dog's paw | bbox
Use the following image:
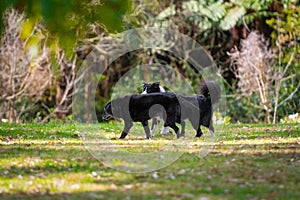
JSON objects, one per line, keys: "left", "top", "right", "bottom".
{"left": 149, "top": 132, "right": 155, "bottom": 138}
{"left": 161, "top": 131, "right": 173, "bottom": 136}
{"left": 161, "top": 127, "right": 171, "bottom": 135}
{"left": 119, "top": 135, "right": 126, "bottom": 139}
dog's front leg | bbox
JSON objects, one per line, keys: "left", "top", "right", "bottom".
{"left": 119, "top": 121, "right": 133, "bottom": 139}
{"left": 141, "top": 121, "right": 151, "bottom": 139}
{"left": 209, "top": 124, "right": 215, "bottom": 137}
{"left": 180, "top": 120, "right": 186, "bottom": 137}
{"left": 195, "top": 126, "right": 203, "bottom": 138}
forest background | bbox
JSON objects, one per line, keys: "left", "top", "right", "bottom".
{"left": 0, "top": 0, "right": 299, "bottom": 124}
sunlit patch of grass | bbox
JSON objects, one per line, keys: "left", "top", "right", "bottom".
{"left": 0, "top": 122, "right": 299, "bottom": 199}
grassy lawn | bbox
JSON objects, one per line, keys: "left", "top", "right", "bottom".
{"left": 0, "top": 122, "right": 299, "bottom": 200}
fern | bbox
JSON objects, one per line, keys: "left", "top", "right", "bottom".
{"left": 182, "top": 0, "right": 204, "bottom": 13}
{"left": 231, "top": 0, "right": 273, "bottom": 11}
{"left": 156, "top": 4, "right": 176, "bottom": 20}
{"left": 182, "top": 0, "right": 228, "bottom": 30}
{"left": 182, "top": 0, "right": 226, "bottom": 21}
{"left": 207, "top": 1, "right": 227, "bottom": 21}
{"left": 188, "top": 15, "right": 213, "bottom": 30}
{"left": 219, "top": 5, "right": 246, "bottom": 30}
{"left": 155, "top": 0, "right": 272, "bottom": 31}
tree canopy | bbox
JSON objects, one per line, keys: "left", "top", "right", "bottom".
{"left": 0, "top": 0, "right": 131, "bottom": 55}
{"left": 0, "top": 0, "right": 299, "bottom": 123}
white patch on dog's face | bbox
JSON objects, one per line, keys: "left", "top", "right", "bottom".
{"left": 142, "top": 82, "right": 165, "bottom": 94}
{"left": 159, "top": 86, "right": 166, "bottom": 93}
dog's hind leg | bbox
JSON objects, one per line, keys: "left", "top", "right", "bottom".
{"left": 166, "top": 114, "right": 180, "bottom": 138}
{"left": 209, "top": 124, "right": 215, "bottom": 137}
{"left": 195, "top": 126, "right": 203, "bottom": 138}
{"left": 189, "top": 118, "right": 202, "bottom": 138}
{"left": 180, "top": 120, "right": 186, "bottom": 137}
{"left": 141, "top": 121, "right": 151, "bottom": 139}
{"left": 119, "top": 121, "right": 133, "bottom": 139}
{"left": 150, "top": 118, "right": 158, "bottom": 137}
{"left": 168, "top": 123, "right": 180, "bottom": 139}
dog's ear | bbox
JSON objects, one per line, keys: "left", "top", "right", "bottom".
{"left": 153, "top": 82, "right": 160, "bottom": 88}
{"left": 143, "top": 82, "right": 148, "bottom": 90}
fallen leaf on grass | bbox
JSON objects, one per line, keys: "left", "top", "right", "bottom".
{"left": 152, "top": 172, "right": 159, "bottom": 179}
{"left": 168, "top": 173, "right": 175, "bottom": 180}
{"left": 123, "top": 184, "right": 134, "bottom": 189}
{"left": 110, "top": 183, "right": 117, "bottom": 189}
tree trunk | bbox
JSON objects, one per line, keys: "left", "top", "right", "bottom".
{"left": 84, "top": 67, "right": 91, "bottom": 123}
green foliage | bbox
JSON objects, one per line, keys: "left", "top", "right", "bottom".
{"left": 224, "top": 1, "right": 299, "bottom": 123}
{"left": 183, "top": 0, "right": 228, "bottom": 30}
{"left": 266, "top": 1, "right": 300, "bottom": 121}
{"left": 0, "top": 0, "right": 298, "bottom": 123}
{"left": 266, "top": 2, "right": 300, "bottom": 46}
{"left": 231, "top": 0, "right": 273, "bottom": 10}
{"left": 219, "top": 5, "right": 246, "bottom": 30}
{"left": 214, "top": 111, "right": 231, "bottom": 125}
{"left": 0, "top": 0, "right": 131, "bottom": 56}
{"left": 154, "top": 0, "right": 274, "bottom": 31}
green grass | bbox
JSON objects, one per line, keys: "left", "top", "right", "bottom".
{"left": 0, "top": 122, "right": 299, "bottom": 200}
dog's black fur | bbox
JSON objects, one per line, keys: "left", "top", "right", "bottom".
{"left": 103, "top": 80, "right": 221, "bottom": 139}
{"left": 178, "top": 80, "right": 221, "bottom": 137}
{"left": 102, "top": 93, "right": 181, "bottom": 139}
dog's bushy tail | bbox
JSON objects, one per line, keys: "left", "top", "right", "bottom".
{"left": 199, "top": 80, "right": 221, "bottom": 104}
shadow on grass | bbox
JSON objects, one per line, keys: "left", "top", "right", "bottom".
{"left": 1, "top": 123, "right": 299, "bottom": 199}
{"left": 0, "top": 140, "right": 299, "bottom": 177}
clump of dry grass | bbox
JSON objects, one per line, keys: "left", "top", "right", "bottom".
{"left": 0, "top": 9, "right": 52, "bottom": 122}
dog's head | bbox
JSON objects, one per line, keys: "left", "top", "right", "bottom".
{"left": 143, "top": 82, "right": 161, "bottom": 94}
{"left": 102, "top": 101, "right": 114, "bottom": 120}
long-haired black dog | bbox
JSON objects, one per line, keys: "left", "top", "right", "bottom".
{"left": 102, "top": 93, "right": 180, "bottom": 139}
{"left": 178, "top": 80, "right": 221, "bottom": 137}
{"left": 102, "top": 80, "right": 221, "bottom": 139}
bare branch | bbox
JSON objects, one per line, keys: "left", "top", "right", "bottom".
{"left": 0, "top": 9, "right": 52, "bottom": 122}
{"left": 278, "top": 80, "right": 300, "bottom": 107}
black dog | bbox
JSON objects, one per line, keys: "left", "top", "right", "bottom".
{"left": 102, "top": 93, "right": 181, "bottom": 139}
{"left": 142, "top": 80, "right": 220, "bottom": 137}
{"left": 103, "top": 80, "right": 221, "bottom": 139}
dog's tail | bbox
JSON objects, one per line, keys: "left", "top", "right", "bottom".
{"left": 199, "top": 80, "right": 221, "bottom": 104}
